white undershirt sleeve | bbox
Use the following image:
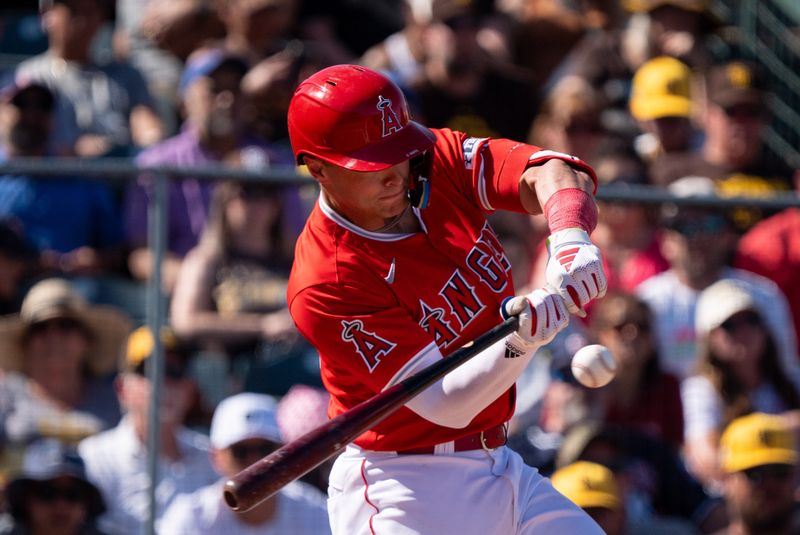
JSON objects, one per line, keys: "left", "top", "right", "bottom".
{"left": 386, "top": 336, "right": 537, "bottom": 428}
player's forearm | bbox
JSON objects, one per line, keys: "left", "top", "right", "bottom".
{"left": 519, "top": 159, "right": 595, "bottom": 215}
{"left": 405, "top": 337, "right": 535, "bottom": 428}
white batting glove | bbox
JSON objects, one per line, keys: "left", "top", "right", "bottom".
{"left": 545, "top": 228, "right": 607, "bottom": 317}
{"left": 501, "top": 287, "right": 569, "bottom": 351}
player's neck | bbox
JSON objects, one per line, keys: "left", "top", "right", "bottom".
{"left": 374, "top": 203, "right": 420, "bottom": 234}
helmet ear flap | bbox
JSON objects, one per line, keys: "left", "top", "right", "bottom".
{"left": 408, "top": 152, "right": 432, "bottom": 209}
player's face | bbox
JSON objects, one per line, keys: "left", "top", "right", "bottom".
{"left": 307, "top": 158, "right": 411, "bottom": 231}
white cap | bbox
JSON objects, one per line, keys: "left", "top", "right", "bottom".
{"left": 668, "top": 175, "right": 716, "bottom": 197}
{"left": 695, "top": 279, "right": 757, "bottom": 337}
{"left": 210, "top": 393, "right": 282, "bottom": 449}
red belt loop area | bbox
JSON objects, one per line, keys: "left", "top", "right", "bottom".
{"left": 396, "top": 424, "right": 508, "bottom": 455}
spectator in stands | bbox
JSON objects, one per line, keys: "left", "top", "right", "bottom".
{"left": 410, "top": 0, "right": 538, "bottom": 140}
{"left": 160, "top": 392, "right": 331, "bottom": 534}
{"left": 115, "top": 0, "right": 226, "bottom": 136}
{"left": 78, "top": 325, "right": 217, "bottom": 535}
{"left": 241, "top": 42, "right": 326, "bottom": 149}
{"left": 171, "top": 182, "right": 319, "bottom": 395}
{"left": 636, "top": 176, "right": 799, "bottom": 384}
{"left": 555, "top": 421, "right": 727, "bottom": 533}
{"left": 527, "top": 75, "right": 607, "bottom": 163}
{"left": 0, "top": 278, "right": 130, "bottom": 446}
{"left": 506, "top": 0, "right": 593, "bottom": 92}
{"left": 16, "top": 0, "right": 163, "bottom": 156}
{"left": 124, "top": 47, "right": 287, "bottom": 293}
{"left": 628, "top": 55, "right": 699, "bottom": 170}
{"left": 217, "top": 0, "right": 299, "bottom": 64}
{"left": 0, "top": 80, "right": 127, "bottom": 277}
{"left": 734, "top": 178, "right": 800, "bottom": 356}
{"left": 550, "top": 461, "right": 625, "bottom": 535}
{"left": 717, "top": 413, "right": 800, "bottom": 535}
{"left": 620, "top": 0, "right": 720, "bottom": 69}
{"left": 651, "top": 60, "right": 795, "bottom": 230}
{"left": 681, "top": 280, "right": 800, "bottom": 489}
{"left": 123, "top": 324, "right": 212, "bottom": 428}
{"left": 1, "top": 439, "right": 108, "bottom": 535}
{"left": 0, "top": 220, "right": 36, "bottom": 315}
{"left": 589, "top": 291, "right": 684, "bottom": 448}
{"left": 359, "top": 0, "right": 431, "bottom": 89}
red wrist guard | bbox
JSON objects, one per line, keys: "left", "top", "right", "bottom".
{"left": 543, "top": 188, "right": 598, "bottom": 234}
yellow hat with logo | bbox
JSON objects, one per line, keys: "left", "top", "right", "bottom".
{"left": 550, "top": 461, "right": 621, "bottom": 510}
{"left": 630, "top": 56, "right": 692, "bottom": 121}
{"left": 622, "top": 0, "right": 708, "bottom": 13}
{"left": 720, "top": 413, "right": 797, "bottom": 473}
{"left": 125, "top": 325, "right": 182, "bottom": 369}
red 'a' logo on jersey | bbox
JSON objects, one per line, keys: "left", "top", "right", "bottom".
{"left": 377, "top": 95, "right": 402, "bottom": 137}
{"left": 341, "top": 320, "right": 397, "bottom": 373}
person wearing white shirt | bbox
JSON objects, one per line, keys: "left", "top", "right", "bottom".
{"left": 160, "top": 392, "right": 331, "bottom": 534}
{"left": 680, "top": 280, "right": 800, "bottom": 490}
{"left": 78, "top": 326, "right": 218, "bottom": 535}
{"left": 635, "top": 177, "right": 799, "bottom": 388}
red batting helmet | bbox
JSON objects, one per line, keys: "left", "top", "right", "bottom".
{"left": 288, "top": 65, "right": 436, "bottom": 172}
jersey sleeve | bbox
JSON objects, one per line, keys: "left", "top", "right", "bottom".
{"left": 290, "top": 283, "right": 437, "bottom": 396}
{"left": 436, "top": 129, "right": 597, "bottom": 214}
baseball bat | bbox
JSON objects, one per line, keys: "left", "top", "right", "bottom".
{"left": 223, "top": 316, "right": 519, "bottom": 512}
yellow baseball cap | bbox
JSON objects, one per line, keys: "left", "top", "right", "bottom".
{"left": 622, "top": 0, "right": 708, "bottom": 13}
{"left": 720, "top": 413, "right": 797, "bottom": 473}
{"left": 550, "top": 461, "right": 621, "bottom": 510}
{"left": 629, "top": 56, "right": 692, "bottom": 121}
{"left": 125, "top": 325, "right": 182, "bottom": 369}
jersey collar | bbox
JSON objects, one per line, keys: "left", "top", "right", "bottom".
{"left": 318, "top": 193, "right": 421, "bottom": 242}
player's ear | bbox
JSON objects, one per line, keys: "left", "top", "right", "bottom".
{"left": 304, "top": 156, "right": 326, "bottom": 180}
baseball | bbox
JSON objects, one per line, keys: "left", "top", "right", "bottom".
{"left": 571, "top": 344, "right": 617, "bottom": 388}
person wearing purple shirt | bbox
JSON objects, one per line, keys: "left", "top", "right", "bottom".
{"left": 124, "top": 47, "right": 293, "bottom": 293}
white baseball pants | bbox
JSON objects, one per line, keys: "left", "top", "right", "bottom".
{"left": 326, "top": 444, "right": 604, "bottom": 534}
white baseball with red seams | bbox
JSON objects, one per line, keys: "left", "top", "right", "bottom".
{"left": 571, "top": 344, "right": 617, "bottom": 388}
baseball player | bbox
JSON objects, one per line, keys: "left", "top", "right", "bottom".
{"left": 286, "top": 64, "right": 607, "bottom": 534}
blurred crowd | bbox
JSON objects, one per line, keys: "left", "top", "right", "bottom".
{"left": 0, "top": 0, "right": 799, "bottom": 533}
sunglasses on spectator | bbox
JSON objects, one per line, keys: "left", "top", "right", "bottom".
{"left": 27, "top": 317, "right": 86, "bottom": 336}
{"left": 31, "top": 482, "right": 85, "bottom": 504}
{"left": 12, "top": 95, "right": 54, "bottom": 112}
{"left": 229, "top": 441, "right": 277, "bottom": 462}
{"left": 723, "top": 104, "right": 763, "bottom": 120}
{"left": 742, "top": 464, "right": 793, "bottom": 483}
{"left": 719, "top": 311, "right": 761, "bottom": 333}
{"left": 133, "top": 360, "right": 186, "bottom": 381}
{"left": 667, "top": 214, "right": 727, "bottom": 237}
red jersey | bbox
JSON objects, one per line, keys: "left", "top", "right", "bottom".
{"left": 287, "top": 128, "right": 588, "bottom": 451}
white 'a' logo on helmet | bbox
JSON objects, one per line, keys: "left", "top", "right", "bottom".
{"left": 377, "top": 95, "right": 402, "bottom": 137}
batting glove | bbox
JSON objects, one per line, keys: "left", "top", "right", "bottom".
{"left": 501, "top": 287, "right": 569, "bottom": 351}
{"left": 545, "top": 228, "right": 607, "bottom": 317}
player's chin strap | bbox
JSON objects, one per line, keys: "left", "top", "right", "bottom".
{"left": 408, "top": 151, "right": 432, "bottom": 209}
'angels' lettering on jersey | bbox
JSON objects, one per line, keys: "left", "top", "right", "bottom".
{"left": 439, "top": 270, "right": 485, "bottom": 331}
{"left": 465, "top": 223, "right": 511, "bottom": 293}
{"left": 341, "top": 319, "right": 397, "bottom": 373}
